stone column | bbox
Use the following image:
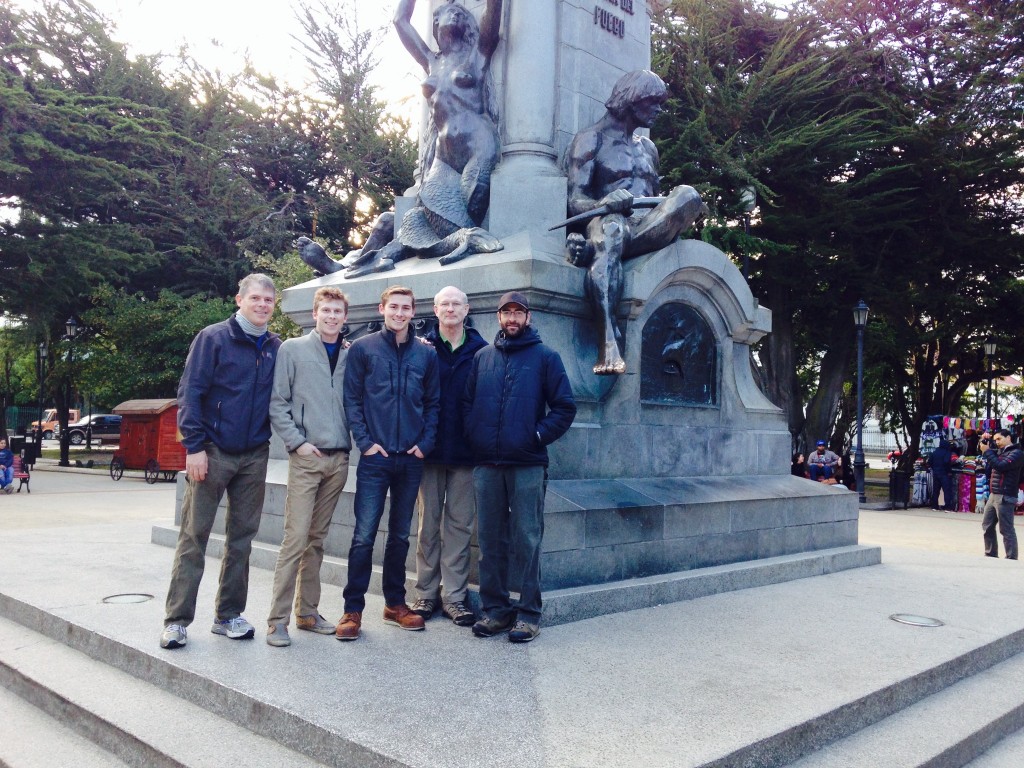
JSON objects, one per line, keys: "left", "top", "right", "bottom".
{"left": 497, "top": 0, "right": 559, "bottom": 174}
{"left": 485, "top": 0, "right": 567, "bottom": 254}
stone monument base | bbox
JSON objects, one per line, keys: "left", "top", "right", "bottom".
{"left": 159, "top": 460, "right": 875, "bottom": 624}
{"left": 159, "top": 232, "right": 872, "bottom": 623}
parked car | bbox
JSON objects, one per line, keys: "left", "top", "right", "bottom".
{"left": 61, "top": 414, "right": 122, "bottom": 445}
{"left": 30, "top": 408, "right": 81, "bottom": 439}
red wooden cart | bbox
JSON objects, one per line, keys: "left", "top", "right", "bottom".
{"left": 109, "top": 399, "right": 186, "bottom": 483}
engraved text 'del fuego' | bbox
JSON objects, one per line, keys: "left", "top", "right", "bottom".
{"left": 594, "top": 5, "right": 627, "bottom": 38}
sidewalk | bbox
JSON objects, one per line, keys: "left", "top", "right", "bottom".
{"left": 1, "top": 472, "right": 1021, "bottom": 766}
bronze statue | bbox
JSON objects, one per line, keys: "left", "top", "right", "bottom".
{"left": 562, "top": 70, "right": 706, "bottom": 374}
{"left": 343, "top": 0, "right": 504, "bottom": 278}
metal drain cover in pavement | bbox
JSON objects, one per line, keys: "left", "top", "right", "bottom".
{"left": 102, "top": 593, "right": 154, "bottom": 604}
{"left": 890, "top": 613, "right": 944, "bottom": 627}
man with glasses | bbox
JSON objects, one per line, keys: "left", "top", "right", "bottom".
{"left": 463, "top": 292, "right": 576, "bottom": 643}
{"left": 410, "top": 286, "right": 488, "bottom": 627}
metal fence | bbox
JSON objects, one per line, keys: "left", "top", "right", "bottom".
{"left": 3, "top": 406, "right": 37, "bottom": 435}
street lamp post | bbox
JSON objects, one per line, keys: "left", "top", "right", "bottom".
{"left": 984, "top": 340, "right": 996, "bottom": 422}
{"left": 739, "top": 185, "right": 757, "bottom": 281}
{"left": 853, "top": 300, "right": 870, "bottom": 505}
{"left": 58, "top": 317, "right": 79, "bottom": 467}
{"left": 35, "top": 341, "right": 48, "bottom": 441}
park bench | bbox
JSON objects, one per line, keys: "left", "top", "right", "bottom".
{"left": 11, "top": 455, "right": 30, "bottom": 493}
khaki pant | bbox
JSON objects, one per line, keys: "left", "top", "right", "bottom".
{"left": 415, "top": 464, "right": 476, "bottom": 604}
{"left": 267, "top": 450, "right": 350, "bottom": 625}
{"left": 164, "top": 442, "right": 269, "bottom": 626}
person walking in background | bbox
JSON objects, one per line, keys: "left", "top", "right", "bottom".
{"left": 161, "top": 274, "right": 280, "bottom": 650}
{"left": 337, "top": 286, "right": 440, "bottom": 641}
{"left": 807, "top": 440, "right": 840, "bottom": 482}
{"left": 411, "top": 286, "right": 487, "bottom": 627}
{"left": 928, "top": 438, "right": 955, "bottom": 511}
{"left": 265, "top": 286, "right": 352, "bottom": 647}
{"left": 463, "top": 292, "right": 577, "bottom": 643}
{"left": 979, "top": 429, "right": 1023, "bottom": 560}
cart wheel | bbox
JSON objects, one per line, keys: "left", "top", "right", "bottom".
{"left": 162, "top": 471, "right": 175, "bottom": 482}
{"left": 144, "top": 459, "right": 160, "bottom": 484}
{"left": 110, "top": 457, "right": 125, "bottom": 482}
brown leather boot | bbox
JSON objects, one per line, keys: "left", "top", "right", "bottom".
{"left": 382, "top": 603, "right": 425, "bottom": 631}
{"left": 335, "top": 612, "right": 362, "bottom": 641}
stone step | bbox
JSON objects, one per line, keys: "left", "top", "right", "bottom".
{"left": 784, "top": 650, "right": 1024, "bottom": 768}
{"left": 965, "top": 725, "right": 1024, "bottom": 767}
{"left": 151, "top": 522, "right": 880, "bottom": 625}
{"left": 5, "top": 590, "right": 1024, "bottom": 768}
{"left": 0, "top": 616, "right": 328, "bottom": 768}
{"left": 0, "top": 685, "right": 130, "bottom": 768}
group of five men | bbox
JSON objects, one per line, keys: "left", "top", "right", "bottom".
{"left": 160, "top": 276, "right": 576, "bottom": 651}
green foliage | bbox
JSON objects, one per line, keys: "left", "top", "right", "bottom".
{"left": 0, "top": 0, "right": 415, "bottom": 415}
{"left": 653, "top": 0, "right": 1024, "bottom": 453}
{"left": 75, "top": 287, "right": 235, "bottom": 406}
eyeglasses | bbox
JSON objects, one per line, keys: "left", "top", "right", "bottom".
{"left": 499, "top": 309, "right": 527, "bottom": 319}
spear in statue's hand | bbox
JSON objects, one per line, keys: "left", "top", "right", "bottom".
{"left": 547, "top": 196, "right": 664, "bottom": 231}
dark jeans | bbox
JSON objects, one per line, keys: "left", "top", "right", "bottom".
{"left": 982, "top": 492, "right": 1018, "bottom": 559}
{"left": 809, "top": 464, "right": 834, "bottom": 481}
{"left": 474, "top": 465, "right": 547, "bottom": 625}
{"left": 930, "top": 471, "right": 955, "bottom": 511}
{"left": 164, "top": 442, "right": 269, "bottom": 626}
{"left": 343, "top": 452, "right": 423, "bottom": 613}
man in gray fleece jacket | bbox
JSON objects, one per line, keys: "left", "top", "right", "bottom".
{"left": 266, "top": 286, "right": 353, "bottom": 647}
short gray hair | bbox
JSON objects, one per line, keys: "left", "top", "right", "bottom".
{"left": 434, "top": 285, "right": 468, "bottom": 305}
{"left": 237, "top": 273, "right": 276, "bottom": 297}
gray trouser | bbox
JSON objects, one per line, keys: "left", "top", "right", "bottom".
{"left": 415, "top": 464, "right": 476, "bottom": 604}
{"left": 267, "top": 450, "right": 349, "bottom": 626}
{"left": 475, "top": 465, "right": 547, "bottom": 625}
{"left": 164, "top": 442, "right": 269, "bottom": 626}
{"left": 982, "top": 492, "right": 1018, "bottom": 560}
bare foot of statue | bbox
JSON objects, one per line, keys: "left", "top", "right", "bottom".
{"left": 594, "top": 342, "right": 626, "bottom": 375}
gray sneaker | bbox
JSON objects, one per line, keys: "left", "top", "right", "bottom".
{"left": 508, "top": 621, "right": 540, "bottom": 643}
{"left": 410, "top": 598, "right": 438, "bottom": 619}
{"left": 160, "top": 624, "right": 187, "bottom": 649}
{"left": 472, "top": 614, "right": 515, "bottom": 638}
{"left": 266, "top": 624, "right": 291, "bottom": 647}
{"left": 211, "top": 616, "right": 255, "bottom": 639}
{"left": 442, "top": 601, "right": 476, "bottom": 627}
{"left": 295, "top": 613, "right": 335, "bottom": 634}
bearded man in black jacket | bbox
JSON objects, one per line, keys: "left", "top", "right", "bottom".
{"left": 463, "top": 291, "right": 576, "bottom": 643}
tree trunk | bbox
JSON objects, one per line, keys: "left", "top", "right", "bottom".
{"left": 801, "top": 343, "right": 853, "bottom": 451}
{"left": 760, "top": 295, "right": 804, "bottom": 452}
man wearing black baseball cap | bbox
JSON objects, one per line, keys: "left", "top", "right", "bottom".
{"left": 462, "top": 290, "right": 577, "bottom": 642}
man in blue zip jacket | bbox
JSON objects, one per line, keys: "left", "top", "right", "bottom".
{"left": 411, "top": 286, "right": 488, "bottom": 627}
{"left": 463, "top": 291, "right": 576, "bottom": 643}
{"left": 161, "top": 274, "right": 281, "bottom": 650}
{"left": 337, "top": 286, "right": 440, "bottom": 641}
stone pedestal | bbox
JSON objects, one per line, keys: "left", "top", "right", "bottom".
{"left": 269, "top": 236, "right": 861, "bottom": 598}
